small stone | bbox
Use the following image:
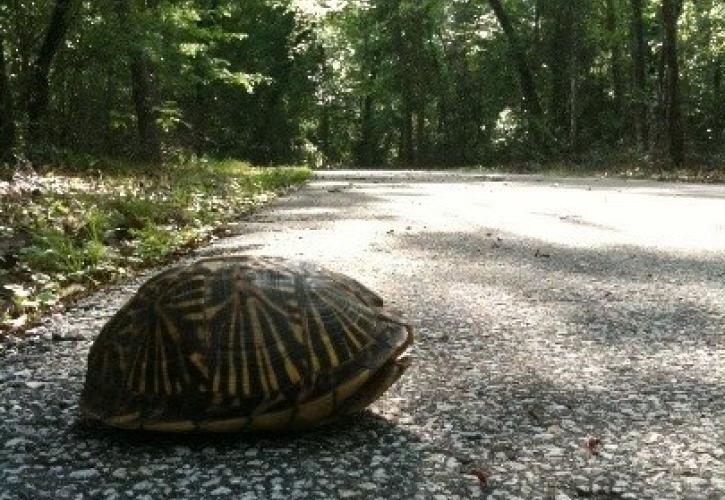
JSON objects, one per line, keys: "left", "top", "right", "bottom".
{"left": 111, "top": 468, "right": 127, "bottom": 479}
{"left": 534, "top": 433, "right": 555, "bottom": 440}
{"left": 5, "top": 438, "right": 26, "bottom": 448}
{"left": 134, "top": 480, "right": 153, "bottom": 490}
{"left": 102, "top": 488, "right": 118, "bottom": 499}
{"left": 339, "top": 489, "right": 359, "bottom": 498}
{"left": 174, "top": 446, "right": 190, "bottom": 456}
{"left": 555, "top": 494, "right": 571, "bottom": 500}
{"left": 682, "top": 477, "right": 708, "bottom": 488}
{"left": 545, "top": 446, "right": 565, "bottom": 457}
{"left": 372, "top": 468, "right": 387, "bottom": 479}
{"left": 445, "top": 457, "right": 460, "bottom": 470}
{"left": 25, "top": 381, "right": 44, "bottom": 389}
{"left": 643, "top": 432, "right": 661, "bottom": 444}
{"left": 211, "top": 486, "right": 232, "bottom": 496}
{"left": 69, "top": 468, "right": 99, "bottom": 480}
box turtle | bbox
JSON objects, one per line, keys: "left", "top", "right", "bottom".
{"left": 80, "top": 255, "right": 413, "bottom": 432}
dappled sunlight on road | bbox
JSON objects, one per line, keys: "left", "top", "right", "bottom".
{"left": 375, "top": 179, "right": 725, "bottom": 254}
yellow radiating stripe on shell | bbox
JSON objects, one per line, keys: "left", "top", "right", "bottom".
{"left": 258, "top": 301, "right": 302, "bottom": 386}
{"left": 116, "top": 343, "right": 127, "bottom": 376}
{"left": 261, "top": 336, "right": 280, "bottom": 393}
{"left": 324, "top": 308, "right": 357, "bottom": 359}
{"left": 205, "top": 301, "right": 229, "bottom": 321}
{"left": 199, "top": 417, "right": 249, "bottom": 432}
{"left": 249, "top": 298, "right": 279, "bottom": 393}
{"left": 137, "top": 334, "right": 149, "bottom": 394}
{"left": 250, "top": 290, "right": 297, "bottom": 325}
{"left": 248, "top": 408, "right": 294, "bottom": 431}
{"left": 316, "top": 290, "right": 373, "bottom": 351}
{"left": 335, "top": 368, "right": 371, "bottom": 403}
{"left": 212, "top": 367, "right": 221, "bottom": 393}
{"left": 161, "top": 360, "right": 172, "bottom": 395}
{"left": 310, "top": 301, "right": 340, "bottom": 368}
{"left": 105, "top": 412, "right": 140, "bottom": 428}
{"left": 295, "top": 392, "right": 334, "bottom": 425}
{"left": 157, "top": 316, "right": 172, "bottom": 394}
{"left": 143, "top": 420, "right": 195, "bottom": 432}
{"left": 168, "top": 299, "right": 204, "bottom": 311}
{"left": 184, "top": 312, "right": 205, "bottom": 322}
{"left": 125, "top": 344, "right": 140, "bottom": 390}
{"left": 157, "top": 308, "right": 192, "bottom": 387}
{"left": 188, "top": 352, "right": 209, "bottom": 379}
{"left": 227, "top": 297, "right": 238, "bottom": 396}
{"left": 247, "top": 299, "right": 270, "bottom": 396}
{"left": 154, "top": 322, "right": 162, "bottom": 394}
{"left": 290, "top": 324, "right": 304, "bottom": 344}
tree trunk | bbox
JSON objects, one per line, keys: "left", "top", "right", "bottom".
{"left": 115, "top": 0, "right": 162, "bottom": 163}
{"left": 605, "top": 0, "right": 625, "bottom": 121}
{"left": 415, "top": 109, "right": 425, "bottom": 165}
{"left": 129, "top": 54, "right": 161, "bottom": 163}
{"left": 318, "top": 102, "right": 330, "bottom": 163}
{"left": 357, "top": 93, "right": 374, "bottom": 167}
{"left": 662, "top": 0, "right": 684, "bottom": 166}
{"left": 400, "top": 98, "right": 414, "bottom": 165}
{"left": 570, "top": 57, "right": 579, "bottom": 151}
{"left": 487, "top": 0, "right": 543, "bottom": 122}
{"left": 26, "top": 0, "right": 75, "bottom": 150}
{"left": 0, "top": 33, "right": 16, "bottom": 161}
{"left": 534, "top": 0, "right": 542, "bottom": 46}
{"left": 629, "top": 0, "right": 648, "bottom": 149}
{"left": 548, "top": 3, "right": 575, "bottom": 138}
{"left": 715, "top": 60, "right": 723, "bottom": 142}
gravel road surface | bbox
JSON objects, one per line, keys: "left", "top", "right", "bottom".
{"left": 1, "top": 171, "right": 724, "bottom": 499}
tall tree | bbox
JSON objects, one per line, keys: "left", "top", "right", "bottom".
{"left": 629, "top": 0, "right": 648, "bottom": 149}
{"left": 0, "top": 32, "right": 15, "bottom": 161}
{"left": 26, "top": 0, "right": 75, "bottom": 151}
{"left": 115, "top": 0, "right": 161, "bottom": 163}
{"left": 605, "top": 0, "right": 625, "bottom": 123}
{"left": 487, "top": 0, "right": 543, "bottom": 123}
{"left": 545, "top": 1, "right": 575, "bottom": 139}
{"left": 662, "top": 0, "right": 684, "bottom": 166}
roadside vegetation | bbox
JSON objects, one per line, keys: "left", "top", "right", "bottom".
{"left": 0, "top": 161, "right": 310, "bottom": 332}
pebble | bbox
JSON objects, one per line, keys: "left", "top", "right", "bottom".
{"left": 112, "top": 468, "right": 127, "bottom": 479}
{"left": 4, "top": 438, "right": 26, "bottom": 448}
{"left": 211, "top": 486, "right": 232, "bottom": 496}
{"left": 134, "top": 480, "right": 153, "bottom": 490}
{"left": 68, "top": 469, "right": 99, "bottom": 480}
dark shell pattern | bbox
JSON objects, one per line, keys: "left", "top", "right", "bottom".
{"left": 80, "top": 256, "right": 413, "bottom": 432}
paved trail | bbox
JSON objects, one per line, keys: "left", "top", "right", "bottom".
{"left": 1, "top": 171, "right": 724, "bottom": 499}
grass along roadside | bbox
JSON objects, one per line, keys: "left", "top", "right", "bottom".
{"left": 0, "top": 160, "right": 311, "bottom": 333}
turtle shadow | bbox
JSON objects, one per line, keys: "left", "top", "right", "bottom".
{"left": 69, "top": 410, "right": 408, "bottom": 449}
{"left": 66, "top": 410, "right": 429, "bottom": 496}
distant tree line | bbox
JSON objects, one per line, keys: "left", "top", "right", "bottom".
{"left": 0, "top": 0, "right": 722, "bottom": 169}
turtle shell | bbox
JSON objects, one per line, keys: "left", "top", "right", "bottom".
{"left": 80, "top": 255, "right": 413, "bottom": 432}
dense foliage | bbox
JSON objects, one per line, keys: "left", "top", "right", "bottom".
{"left": 0, "top": 162, "right": 309, "bottom": 330}
{"left": 0, "top": 0, "right": 723, "bottom": 169}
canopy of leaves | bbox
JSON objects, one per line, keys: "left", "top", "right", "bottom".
{"left": 0, "top": 0, "right": 722, "bottom": 168}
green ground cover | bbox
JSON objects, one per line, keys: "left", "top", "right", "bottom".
{"left": 0, "top": 161, "right": 310, "bottom": 332}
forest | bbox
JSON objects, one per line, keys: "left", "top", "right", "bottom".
{"left": 0, "top": 0, "right": 724, "bottom": 172}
